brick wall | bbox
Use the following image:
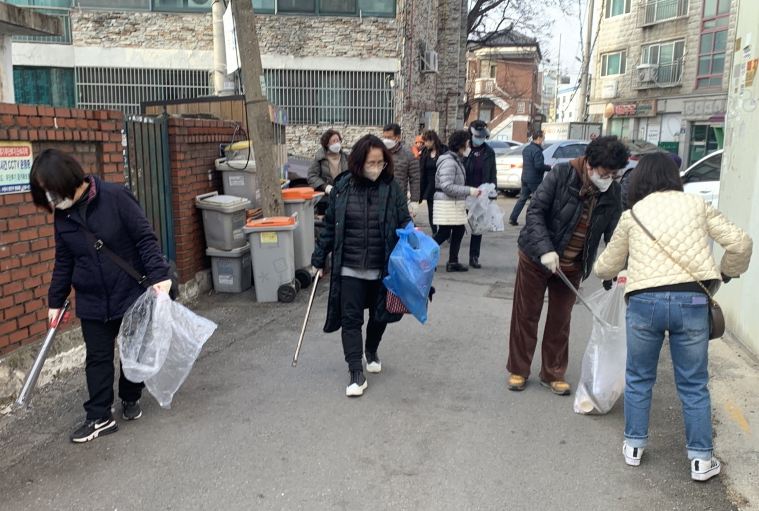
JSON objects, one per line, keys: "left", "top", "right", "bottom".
{"left": 167, "top": 118, "right": 238, "bottom": 285}
{"left": 0, "top": 104, "right": 125, "bottom": 356}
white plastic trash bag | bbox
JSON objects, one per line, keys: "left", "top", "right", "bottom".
{"left": 118, "top": 290, "right": 217, "bottom": 409}
{"left": 118, "top": 290, "right": 172, "bottom": 382}
{"left": 489, "top": 203, "right": 505, "bottom": 232}
{"left": 574, "top": 275, "right": 628, "bottom": 415}
{"left": 466, "top": 183, "right": 496, "bottom": 235}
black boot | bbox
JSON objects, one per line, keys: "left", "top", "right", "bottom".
{"left": 446, "top": 262, "right": 469, "bottom": 272}
{"left": 469, "top": 256, "right": 481, "bottom": 269}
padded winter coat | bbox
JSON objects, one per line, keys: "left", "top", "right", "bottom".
{"left": 49, "top": 175, "right": 170, "bottom": 322}
{"left": 311, "top": 172, "right": 412, "bottom": 333}
{"left": 518, "top": 158, "right": 622, "bottom": 280}
{"left": 341, "top": 181, "right": 384, "bottom": 270}
{"left": 521, "top": 141, "right": 551, "bottom": 184}
{"left": 595, "top": 191, "right": 752, "bottom": 294}
{"left": 389, "top": 142, "right": 421, "bottom": 202}
{"left": 463, "top": 142, "right": 497, "bottom": 187}
{"left": 433, "top": 152, "right": 473, "bottom": 226}
{"left": 419, "top": 144, "right": 448, "bottom": 202}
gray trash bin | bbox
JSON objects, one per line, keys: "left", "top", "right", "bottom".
{"left": 243, "top": 214, "right": 299, "bottom": 303}
{"left": 206, "top": 244, "right": 253, "bottom": 293}
{"left": 196, "top": 192, "right": 251, "bottom": 251}
{"left": 215, "top": 157, "right": 260, "bottom": 209}
{"left": 282, "top": 187, "right": 324, "bottom": 289}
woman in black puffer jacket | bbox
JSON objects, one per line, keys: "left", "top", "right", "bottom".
{"left": 312, "top": 135, "right": 412, "bottom": 398}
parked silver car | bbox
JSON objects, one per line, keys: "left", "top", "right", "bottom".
{"left": 496, "top": 140, "right": 589, "bottom": 195}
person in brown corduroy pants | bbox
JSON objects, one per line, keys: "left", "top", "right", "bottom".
{"left": 506, "top": 136, "right": 630, "bottom": 396}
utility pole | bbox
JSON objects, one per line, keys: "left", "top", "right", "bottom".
{"left": 230, "top": 0, "right": 284, "bottom": 217}
{"left": 578, "top": 0, "right": 595, "bottom": 122}
{"left": 554, "top": 34, "right": 561, "bottom": 122}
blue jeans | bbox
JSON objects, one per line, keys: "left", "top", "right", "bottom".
{"left": 509, "top": 182, "right": 540, "bottom": 223}
{"left": 624, "top": 292, "right": 712, "bottom": 460}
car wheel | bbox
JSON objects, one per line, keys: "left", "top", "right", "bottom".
{"left": 503, "top": 189, "right": 519, "bottom": 197}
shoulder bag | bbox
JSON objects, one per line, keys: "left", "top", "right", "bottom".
{"left": 630, "top": 209, "right": 725, "bottom": 340}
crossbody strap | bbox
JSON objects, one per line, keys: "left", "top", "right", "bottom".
{"left": 79, "top": 226, "right": 150, "bottom": 289}
{"left": 629, "top": 208, "right": 714, "bottom": 301}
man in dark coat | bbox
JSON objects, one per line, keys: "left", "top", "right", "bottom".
{"left": 464, "top": 120, "right": 497, "bottom": 268}
{"left": 509, "top": 130, "right": 551, "bottom": 226}
{"left": 506, "top": 136, "right": 628, "bottom": 396}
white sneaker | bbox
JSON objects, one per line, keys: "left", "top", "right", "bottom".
{"left": 623, "top": 441, "right": 644, "bottom": 466}
{"left": 691, "top": 457, "right": 721, "bottom": 481}
{"left": 365, "top": 351, "right": 381, "bottom": 373}
{"left": 346, "top": 371, "right": 367, "bottom": 397}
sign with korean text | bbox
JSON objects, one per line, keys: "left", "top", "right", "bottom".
{"left": 0, "top": 142, "right": 33, "bottom": 195}
{"left": 608, "top": 100, "right": 657, "bottom": 118}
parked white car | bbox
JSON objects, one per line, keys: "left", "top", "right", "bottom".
{"left": 682, "top": 150, "right": 722, "bottom": 209}
{"left": 496, "top": 140, "right": 589, "bottom": 195}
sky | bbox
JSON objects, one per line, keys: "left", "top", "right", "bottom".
{"left": 541, "top": 1, "right": 587, "bottom": 85}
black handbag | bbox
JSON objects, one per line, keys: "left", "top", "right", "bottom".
{"left": 630, "top": 210, "right": 725, "bottom": 340}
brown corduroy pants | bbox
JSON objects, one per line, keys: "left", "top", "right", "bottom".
{"left": 506, "top": 251, "right": 583, "bottom": 382}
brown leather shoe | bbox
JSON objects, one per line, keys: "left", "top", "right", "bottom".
{"left": 508, "top": 374, "right": 526, "bottom": 391}
{"left": 540, "top": 380, "right": 571, "bottom": 395}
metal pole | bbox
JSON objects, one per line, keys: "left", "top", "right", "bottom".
{"left": 555, "top": 269, "right": 607, "bottom": 325}
{"left": 15, "top": 300, "right": 71, "bottom": 409}
{"left": 212, "top": 0, "right": 230, "bottom": 96}
{"left": 578, "top": 0, "right": 595, "bottom": 122}
{"left": 554, "top": 34, "right": 561, "bottom": 122}
{"left": 292, "top": 270, "right": 322, "bottom": 367}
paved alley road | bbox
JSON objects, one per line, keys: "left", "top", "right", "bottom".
{"left": 0, "top": 197, "right": 745, "bottom": 510}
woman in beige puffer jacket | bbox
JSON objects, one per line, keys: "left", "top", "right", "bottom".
{"left": 595, "top": 153, "right": 752, "bottom": 482}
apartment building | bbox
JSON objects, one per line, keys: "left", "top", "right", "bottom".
{"left": 588, "top": 0, "right": 736, "bottom": 165}
{"left": 465, "top": 30, "right": 542, "bottom": 143}
{"left": 5, "top": 0, "right": 467, "bottom": 153}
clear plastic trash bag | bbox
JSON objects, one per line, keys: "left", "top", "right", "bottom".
{"left": 383, "top": 222, "right": 440, "bottom": 324}
{"left": 489, "top": 203, "right": 505, "bottom": 232}
{"left": 573, "top": 276, "right": 628, "bottom": 415}
{"left": 119, "top": 290, "right": 217, "bottom": 408}
{"left": 465, "top": 183, "right": 496, "bottom": 235}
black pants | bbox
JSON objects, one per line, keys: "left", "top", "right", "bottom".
{"left": 340, "top": 277, "right": 388, "bottom": 372}
{"left": 81, "top": 318, "right": 144, "bottom": 420}
{"left": 509, "top": 182, "right": 540, "bottom": 223}
{"left": 470, "top": 234, "right": 482, "bottom": 258}
{"left": 426, "top": 199, "right": 437, "bottom": 235}
{"left": 433, "top": 225, "right": 466, "bottom": 263}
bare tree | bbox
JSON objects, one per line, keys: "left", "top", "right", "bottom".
{"left": 467, "top": 0, "right": 573, "bottom": 49}
{"left": 463, "top": 55, "right": 536, "bottom": 123}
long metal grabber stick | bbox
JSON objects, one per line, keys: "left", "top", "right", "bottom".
{"left": 292, "top": 270, "right": 322, "bottom": 367}
{"left": 15, "top": 299, "right": 71, "bottom": 409}
{"left": 555, "top": 269, "right": 608, "bottom": 325}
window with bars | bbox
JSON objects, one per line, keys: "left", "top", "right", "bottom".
{"left": 697, "top": 0, "right": 730, "bottom": 89}
{"left": 253, "top": 0, "right": 394, "bottom": 16}
{"left": 264, "top": 69, "right": 394, "bottom": 126}
{"left": 76, "top": 67, "right": 212, "bottom": 114}
{"left": 643, "top": 40, "right": 685, "bottom": 84}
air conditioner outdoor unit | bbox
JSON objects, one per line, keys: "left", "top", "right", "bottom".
{"left": 637, "top": 64, "right": 658, "bottom": 83}
{"left": 421, "top": 51, "right": 438, "bottom": 73}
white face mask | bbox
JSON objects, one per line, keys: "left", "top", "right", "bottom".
{"left": 462, "top": 147, "right": 472, "bottom": 158}
{"left": 589, "top": 172, "right": 613, "bottom": 192}
{"left": 55, "top": 198, "right": 74, "bottom": 210}
{"left": 382, "top": 138, "right": 397, "bottom": 150}
{"left": 364, "top": 166, "right": 383, "bottom": 181}
{"left": 328, "top": 142, "right": 342, "bottom": 153}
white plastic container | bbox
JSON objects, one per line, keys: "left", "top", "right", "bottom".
{"left": 215, "top": 158, "right": 260, "bottom": 209}
{"left": 243, "top": 214, "right": 299, "bottom": 303}
{"left": 206, "top": 244, "right": 253, "bottom": 293}
{"left": 195, "top": 192, "right": 251, "bottom": 251}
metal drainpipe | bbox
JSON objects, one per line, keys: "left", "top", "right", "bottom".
{"left": 406, "top": 0, "right": 416, "bottom": 114}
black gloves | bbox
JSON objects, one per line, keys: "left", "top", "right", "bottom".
{"left": 721, "top": 273, "right": 732, "bottom": 284}
{"left": 603, "top": 280, "right": 613, "bottom": 291}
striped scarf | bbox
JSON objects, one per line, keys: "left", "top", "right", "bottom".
{"left": 560, "top": 171, "right": 600, "bottom": 271}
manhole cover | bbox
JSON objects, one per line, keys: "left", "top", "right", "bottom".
{"left": 486, "top": 279, "right": 515, "bottom": 300}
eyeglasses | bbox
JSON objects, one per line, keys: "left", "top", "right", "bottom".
{"left": 365, "top": 162, "right": 388, "bottom": 170}
{"left": 594, "top": 167, "right": 618, "bottom": 179}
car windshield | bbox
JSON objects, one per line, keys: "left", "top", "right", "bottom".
{"left": 486, "top": 141, "right": 508, "bottom": 148}
{"left": 683, "top": 153, "right": 722, "bottom": 183}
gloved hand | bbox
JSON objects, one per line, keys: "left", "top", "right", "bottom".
{"left": 48, "top": 308, "right": 70, "bottom": 328}
{"left": 603, "top": 280, "right": 613, "bottom": 291}
{"left": 325, "top": 185, "right": 334, "bottom": 195}
{"left": 540, "top": 251, "right": 560, "bottom": 274}
{"left": 313, "top": 267, "right": 325, "bottom": 278}
{"left": 153, "top": 279, "right": 172, "bottom": 294}
{"left": 408, "top": 201, "right": 418, "bottom": 217}
{"left": 721, "top": 272, "right": 732, "bottom": 284}
{"left": 470, "top": 188, "right": 482, "bottom": 197}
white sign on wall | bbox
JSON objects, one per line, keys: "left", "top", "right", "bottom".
{"left": 647, "top": 125, "right": 661, "bottom": 144}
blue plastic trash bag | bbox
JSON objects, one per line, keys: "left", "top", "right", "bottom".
{"left": 383, "top": 222, "right": 440, "bottom": 324}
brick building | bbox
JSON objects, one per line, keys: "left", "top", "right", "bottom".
{"left": 464, "top": 31, "right": 543, "bottom": 143}
{"left": 588, "top": 0, "right": 736, "bottom": 165}
{"left": 5, "top": 0, "right": 468, "bottom": 154}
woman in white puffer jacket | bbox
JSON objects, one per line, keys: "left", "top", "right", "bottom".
{"left": 595, "top": 152, "right": 752, "bottom": 482}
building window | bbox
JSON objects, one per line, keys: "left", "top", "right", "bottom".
{"left": 264, "top": 69, "right": 394, "bottom": 126}
{"left": 697, "top": 0, "right": 729, "bottom": 88}
{"left": 13, "top": 66, "right": 76, "bottom": 108}
{"left": 252, "top": 0, "right": 394, "bottom": 16}
{"left": 605, "top": 0, "right": 631, "bottom": 18}
{"left": 77, "top": 0, "right": 151, "bottom": 9}
{"left": 516, "top": 102, "right": 525, "bottom": 114}
{"left": 153, "top": 0, "right": 215, "bottom": 12}
{"left": 642, "top": 40, "right": 684, "bottom": 84}
{"left": 601, "top": 51, "right": 627, "bottom": 76}
{"left": 76, "top": 67, "right": 212, "bottom": 114}
{"left": 641, "top": 0, "right": 689, "bottom": 25}
{"left": 478, "top": 107, "right": 493, "bottom": 123}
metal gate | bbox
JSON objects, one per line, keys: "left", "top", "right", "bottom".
{"left": 124, "top": 116, "right": 176, "bottom": 261}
